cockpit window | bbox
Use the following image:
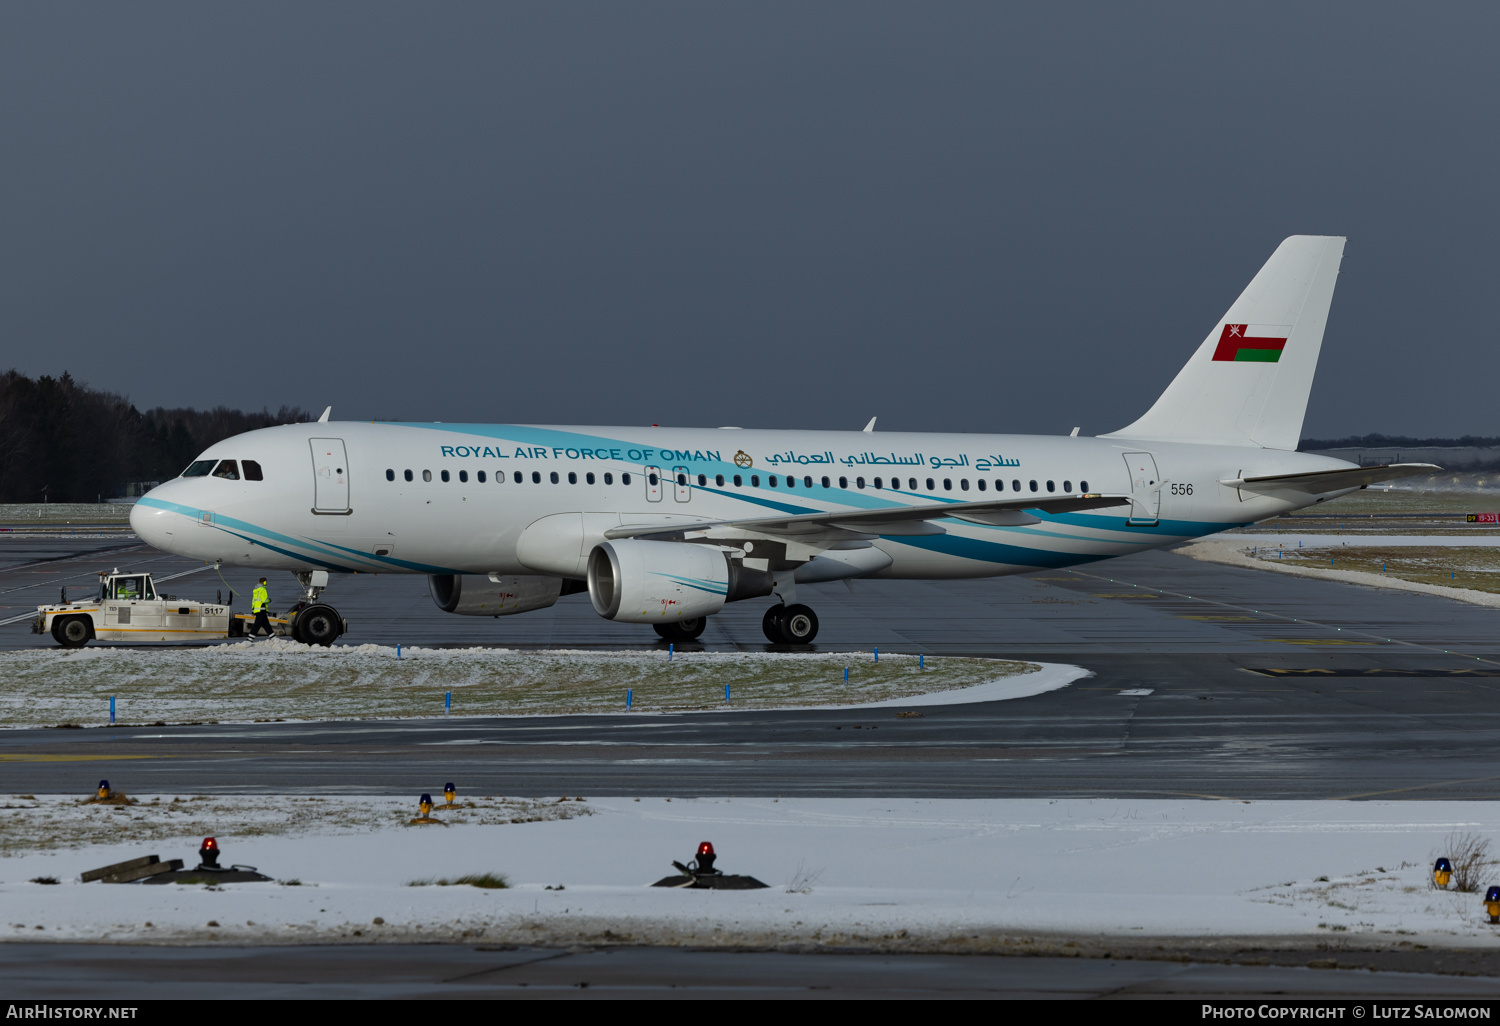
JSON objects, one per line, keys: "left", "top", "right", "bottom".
{"left": 182, "top": 460, "right": 216, "bottom": 477}
{"left": 243, "top": 460, "right": 264, "bottom": 481}
{"left": 212, "top": 460, "right": 240, "bottom": 480}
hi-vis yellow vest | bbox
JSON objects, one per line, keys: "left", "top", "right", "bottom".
{"left": 252, "top": 585, "right": 268, "bottom": 612}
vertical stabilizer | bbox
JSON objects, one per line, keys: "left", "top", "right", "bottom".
{"left": 1102, "top": 235, "right": 1345, "bottom": 450}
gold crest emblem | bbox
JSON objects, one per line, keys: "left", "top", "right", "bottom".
{"left": 733, "top": 450, "right": 753, "bottom": 469}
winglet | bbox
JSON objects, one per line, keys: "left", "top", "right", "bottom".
{"left": 318, "top": 406, "right": 331, "bottom": 423}
{"left": 862, "top": 417, "right": 877, "bottom": 433}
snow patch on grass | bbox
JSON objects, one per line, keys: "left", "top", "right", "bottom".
{"left": 0, "top": 646, "right": 1039, "bottom": 727}
{"left": 3, "top": 796, "right": 1497, "bottom": 951}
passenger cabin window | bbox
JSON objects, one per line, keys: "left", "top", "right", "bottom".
{"left": 458, "top": 470, "right": 468, "bottom": 483}
{"left": 532, "top": 471, "right": 541, "bottom": 483}
{"left": 977, "top": 479, "right": 986, "bottom": 491}
{"left": 181, "top": 459, "right": 216, "bottom": 477}
{"left": 1029, "top": 480, "right": 1038, "bottom": 492}
{"left": 732, "top": 475, "right": 741, "bottom": 486}
{"left": 698, "top": 474, "right": 707, "bottom": 487}
{"left": 211, "top": 460, "right": 239, "bottom": 480}
{"left": 1063, "top": 480, "right": 1071, "bottom": 492}
{"left": 716, "top": 474, "right": 724, "bottom": 486}
{"left": 550, "top": 472, "right": 559, "bottom": 484}
{"left": 423, "top": 470, "right": 433, "bottom": 482}
{"left": 514, "top": 471, "right": 523, "bottom": 483}
{"left": 386, "top": 469, "right": 395, "bottom": 482}
{"left": 769, "top": 476, "right": 778, "bottom": 487}
{"left": 622, "top": 473, "right": 632, "bottom": 485}
{"left": 960, "top": 479, "right": 969, "bottom": 491}
{"left": 478, "top": 471, "right": 487, "bottom": 483}
{"left": 750, "top": 475, "right": 759, "bottom": 487}
{"left": 909, "top": 478, "right": 918, "bottom": 490}
{"left": 1012, "top": 479, "right": 1021, "bottom": 491}
{"left": 821, "top": 476, "right": 830, "bottom": 488}
{"left": 441, "top": 470, "right": 450, "bottom": 482}
{"left": 839, "top": 476, "right": 848, "bottom": 488}
{"left": 587, "top": 472, "right": 596, "bottom": 485}
{"left": 1046, "top": 480, "right": 1055, "bottom": 492}
{"left": 568, "top": 472, "right": 577, "bottom": 484}
{"left": 856, "top": 477, "right": 865, "bottom": 489}
{"left": 405, "top": 470, "right": 414, "bottom": 482}
{"left": 943, "top": 479, "right": 952, "bottom": 491}
{"left": 786, "top": 476, "right": 795, "bottom": 489}
{"left": 243, "top": 460, "right": 264, "bottom": 481}
{"left": 874, "top": 477, "right": 882, "bottom": 489}
{"left": 1080, "top": 480, "right": 1089, "bottom": 492}
{"left": 803, "top": 475, "right": 813, "bottom": 488}
{"left": 925, "top": 478, "right": 935, "bottom": 491}
{"left": 604, "top": 472, "right": 614, "bottom": 485}
{"left": 649, "top": 473, "right": 659, "bottom": 486}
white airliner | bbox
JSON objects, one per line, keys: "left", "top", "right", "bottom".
{"left": 131, "top": 236, "right": 1433, "bottom": 645}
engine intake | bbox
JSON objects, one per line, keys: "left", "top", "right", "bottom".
{"left": 587, "top": 540, "right": 741, "bottom": 623}
{"left": 428, "top": 574, "right": 565, "bottom": 616}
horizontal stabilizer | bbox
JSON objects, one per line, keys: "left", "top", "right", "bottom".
{"left": 1221, "top": 463, "right": 1440, "bottom": 496}
{"left": 607, "top": 494, "right": 1130, "bottom": 540}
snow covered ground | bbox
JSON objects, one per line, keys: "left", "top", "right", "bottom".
{"left": 1228, "top": 534, "right": 1500, "bottom": 548}
{"left": 4, "top": 795, "right": 1499, "bottom": 952}
{"left": 0, "top": 646, "right": 1044, "bottom": 728}
{"left": 1181, "top": 540, "right": 1500, "bottom": 609}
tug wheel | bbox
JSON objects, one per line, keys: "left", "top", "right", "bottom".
{"left": 54, "top": 616, "right": 93, "bottom": 649}
{"left": 294, "top": 604, "right": 341, "bottom": 647}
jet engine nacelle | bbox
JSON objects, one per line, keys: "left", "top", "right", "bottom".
{"left": 428, "top": 574, "right": 563, "bottom": 616}
{"left": 587, "top": 540, "right": 732, "bottom": 624}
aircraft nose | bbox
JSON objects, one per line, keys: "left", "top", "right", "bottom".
{"left": 129, "top": 493, "right": 176, "bottom": 551}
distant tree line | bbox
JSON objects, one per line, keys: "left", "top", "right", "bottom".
{"left": 1301, "top": 433, "right": 1500, "bottom": 450}
{"left": 0, "top": 370, "right": 311, "bottom": 503}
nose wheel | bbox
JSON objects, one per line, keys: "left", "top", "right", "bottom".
{"left": 762, "top": 603, "right": 818, "bottom": 645}
{"left": 291, "top": 603, "right": 345, "bottom": 646}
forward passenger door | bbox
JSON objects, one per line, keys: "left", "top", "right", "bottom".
{"left": 310, "top": 439, "right": 351, "bottom": 513}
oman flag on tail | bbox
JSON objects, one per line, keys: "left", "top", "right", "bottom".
{"left": 1212, "top": 323, "right": 1292, "bottom": 362}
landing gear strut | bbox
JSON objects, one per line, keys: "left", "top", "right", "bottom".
{"left": 653, "top": 617, "right": 707, "bottom": 642}
{"left": 762, "top": 603, "right": 818, "bottom": 645}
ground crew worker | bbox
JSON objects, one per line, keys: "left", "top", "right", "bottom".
{"left": 250, "top": 577, "right": 273, "bottom": 639}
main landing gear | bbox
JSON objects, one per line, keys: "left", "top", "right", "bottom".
{"left": 653, "top": 617, "right": 707, "bottom": 643}
{"left": 762, "top": 603, "right": 819, "bottom": 645}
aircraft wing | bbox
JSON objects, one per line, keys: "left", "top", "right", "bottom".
{"left": 1221, "top": 463, "right": 1440, "bottom": 495}
{"left": 605, "top": 493, "right": 1131, "bottom": 540}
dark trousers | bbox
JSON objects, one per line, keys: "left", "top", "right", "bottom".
{"left": 251, "top": 610, "right": 273, "bottom": 637}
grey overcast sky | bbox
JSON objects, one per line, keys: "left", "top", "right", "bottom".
{"left": 1, "top": 2, "right": 1496, "bottom": 438}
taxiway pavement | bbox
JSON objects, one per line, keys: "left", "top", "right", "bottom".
{"left": 3, "top": 537, "right": 1499, "bottom": 800}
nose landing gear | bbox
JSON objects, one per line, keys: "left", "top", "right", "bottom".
{"left": 286, "top": 570, "right": 347, "bottom": 647}
{"left": 762, "top": 603, "right": 818, "bottom": 645}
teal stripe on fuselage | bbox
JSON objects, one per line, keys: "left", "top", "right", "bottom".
{"left": 135, "top": 496, "right": 463, "bottom": 575}
{"left": 893, "top": 532, "right": 1119, "bottom": 570}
